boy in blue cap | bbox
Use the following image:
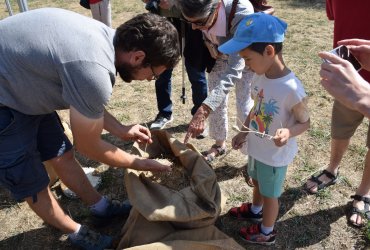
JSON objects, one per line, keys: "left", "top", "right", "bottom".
{"left": 218, "top": 13, "right": 310, "bottom": 245}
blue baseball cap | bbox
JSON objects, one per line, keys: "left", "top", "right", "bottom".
{"left": 218, "top": 12, "right": 287, "bottom": 54}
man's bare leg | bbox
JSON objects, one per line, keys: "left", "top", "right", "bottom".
{"left": 25, "top": 187, "right": 78, "bottom": 233}
{"left": 46, "top": 150, "right": 101, "bottom": 206}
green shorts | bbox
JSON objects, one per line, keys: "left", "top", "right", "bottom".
{"left": 247, "top": 157, "right": 287, "bottom": 198}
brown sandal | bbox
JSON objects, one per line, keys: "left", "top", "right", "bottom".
{"left": 202, "top": 144, "right": 226, "bottom": 163}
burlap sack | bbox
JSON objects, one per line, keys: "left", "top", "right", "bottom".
{"left": 117, "top": 130, "right": 243, "bottom": 250}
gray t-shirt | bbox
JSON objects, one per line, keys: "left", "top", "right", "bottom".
{"left": 0, "top": 8, "right": 116, "bottom": 119}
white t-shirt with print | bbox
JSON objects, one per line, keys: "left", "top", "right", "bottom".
{"left": 247, "top": 72, "right": 307, "bottom": 167}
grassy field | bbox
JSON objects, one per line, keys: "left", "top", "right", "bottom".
{"left": 1, "top": 0, "right": 370, "bottom": 249}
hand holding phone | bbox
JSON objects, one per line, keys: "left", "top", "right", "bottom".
{"left": 324, "top": 45, "right": 362, "bottom": 71}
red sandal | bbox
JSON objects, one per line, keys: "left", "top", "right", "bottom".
{"left": 228, "top": 202, "right": 262, "bottom": 222}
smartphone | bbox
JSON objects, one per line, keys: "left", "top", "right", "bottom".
{"left": 326, "top": 45, "right": 362, "bottom": 71}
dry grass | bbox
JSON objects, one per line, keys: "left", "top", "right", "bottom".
{"left": 1, "top": 0, "right": 370, "bottom": 249}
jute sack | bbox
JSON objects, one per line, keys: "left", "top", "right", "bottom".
{"left": 117, "top": 130, "right": 243, "bottom": 250}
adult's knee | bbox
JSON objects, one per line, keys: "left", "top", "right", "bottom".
{"left": 48, "top": 149, "right": 75, "bottom": 167}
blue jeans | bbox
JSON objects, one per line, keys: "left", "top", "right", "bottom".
{"left": 154, "top": 62, "right": 207, "bottom": 118}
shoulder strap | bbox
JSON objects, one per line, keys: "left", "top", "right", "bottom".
{"left": 228, "top": 0, "right": 239, "bottom": 31}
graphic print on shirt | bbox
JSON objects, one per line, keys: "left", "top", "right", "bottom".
{"left": 250, "top": 87, "right": 279, "bottom": 138}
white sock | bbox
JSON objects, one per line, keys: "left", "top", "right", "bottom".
{"left": 261, "top": 224, "right": 274, "bottom": 235}
{"left": 251, "top": 204, "right": 262, "bottom": 214}
{"left": 68, "top": 224, "right": 82, "bottom": 238}
{"left": 89, "top": 196, "right": 109, "bottom": 215}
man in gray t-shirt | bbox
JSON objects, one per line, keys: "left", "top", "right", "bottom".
{"left": 0, "top": 8, "right": 179, "bottom": 249}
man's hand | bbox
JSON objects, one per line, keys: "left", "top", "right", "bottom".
{"left": 133, "top": 158, "right": 172, "bottom": 172}
{"left": 338, "top": 39, "right": 370, "bottom": 71}
{"left": 273, "top": 128, "right": 290, "bottom": 147}
{"left": 121, "top": 124, "right": 152, "bottom": 144}
{"left": 319, "top": 51, "right": 370, "bottom": 112}
{"left": 232, "top": 132, "right": 248, "bottom": 150}
{"left": 184, "top": 104, "right": 211, "bottom": 143}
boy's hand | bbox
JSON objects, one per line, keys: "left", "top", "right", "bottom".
{"left": 273, "top": 128, "right": 290, "bottom": 147}
{"left": 232, "top": 132, "right": 248, "bottom": 149}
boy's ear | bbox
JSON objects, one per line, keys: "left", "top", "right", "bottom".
{"left": 264, "top": 45, "right": 276, "bottom": 57}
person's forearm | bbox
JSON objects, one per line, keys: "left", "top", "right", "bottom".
{"left": 287, "top": 119, "right": 310, "bottom": 138}
{"left": 76, "top": 136, "right": 139, "bottom": 168}
{"left": 355, "top": 94, "right": 370, "bottom": 118}
{"left": 203, "top": 55, "right": 244, "bottom": 111}
{"left": 103, "top": 109, "right": 126, "bottom": 138}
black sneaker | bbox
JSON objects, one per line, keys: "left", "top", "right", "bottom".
{"left": 150, "top": 114, "right": 173, "bottom": 130}
{"left": 68, "top": 225, "right": 112, "bottom": 250}
{"left": 91, "top": 199, "right": 132, "bottom": 227}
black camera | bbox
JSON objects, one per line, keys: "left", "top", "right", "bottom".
{"left": 145, "top": 0, "right": 160, "bottom": 14}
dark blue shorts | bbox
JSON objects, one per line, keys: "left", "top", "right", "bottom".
{"left": 0, "top": 107, "right": 72, "bottom": 201}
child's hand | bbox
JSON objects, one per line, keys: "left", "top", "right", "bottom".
{"left": 232, "top": 132, "right": 248, "bottom": 149}
{"left": 273, "top": 128, "right": 290, "bottom": 147}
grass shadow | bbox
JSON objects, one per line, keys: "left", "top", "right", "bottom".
{"left": 216, "top": 203, "right": 348, "bottom": 249}
{"left": 162, "top": 123, "right": 189, "bottom": 134}
{"left": 276, "top": 204, "right": 348, "bottom": 248}
{"left": 0, "top": 227, "right": 70, "bottom": 250}
{"left": 213, "top": 164, "right": 246, "bottom": 183}
{"left": 278, "top": 186, "right": 306, "bottom": 217}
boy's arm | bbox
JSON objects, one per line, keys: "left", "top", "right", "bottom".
{"left": 289, "top": 97, "right": 310, "bottom": 137}
{"left": 273, "top": 97, "right": 310, "bottom": 147}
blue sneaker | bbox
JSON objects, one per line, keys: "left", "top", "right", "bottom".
{"left": 68, "top": 225, "right": 112, "bottom": 250}
{"left": 91, "top": 199, "right": 132, "bottom": 226}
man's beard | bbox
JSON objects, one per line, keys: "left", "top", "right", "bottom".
{"left": 116, "top": 61, "right": 140, "bottom": 83}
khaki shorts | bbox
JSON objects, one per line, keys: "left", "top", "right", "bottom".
{"left": 331, "top": 100, "right": 370, "bottom": 147}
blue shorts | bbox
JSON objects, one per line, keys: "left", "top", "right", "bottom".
{"left": 0, "top": 107, "right": 72, "bottom": 202}
{"left": 247, "top": 157, "right": 287, "bottom": 198}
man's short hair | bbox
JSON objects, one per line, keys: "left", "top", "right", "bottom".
{"left": 114, "top": 13, "right": 180, "bottom": 69}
